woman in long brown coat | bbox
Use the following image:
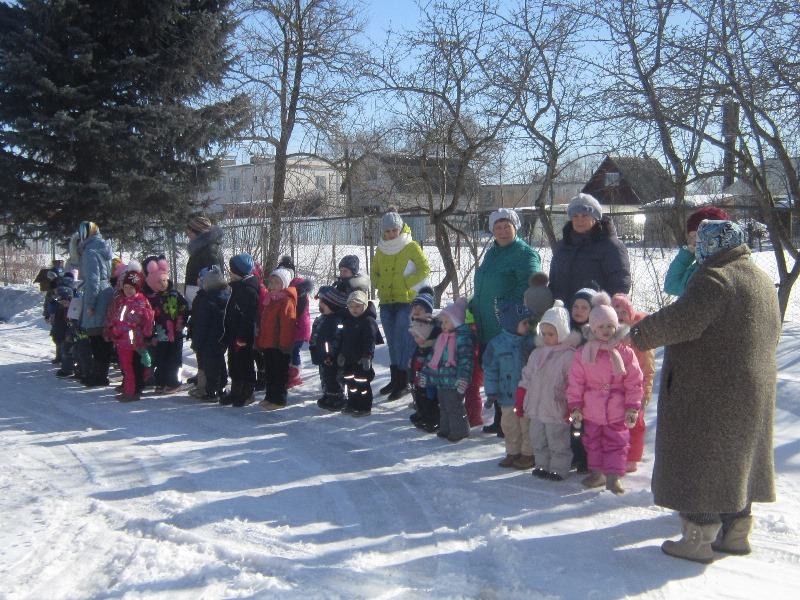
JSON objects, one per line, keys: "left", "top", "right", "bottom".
{"left": 629, "top": 220, "right": 781, "bottom": 564}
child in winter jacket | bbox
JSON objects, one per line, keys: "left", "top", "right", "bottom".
{"left": 611, "top": 293, "right": 656, "bottom": 473}
{"left": 567, "top": 286, "right": 597, "bottom": 473}
{"left": 221, "top": 253, "right": 260, "bottom": 406}
{"left": 420, "top": 298, "right": 475, "bottom": 442}
{"left": 338, "top": 291, "right": 379, "bottom": 417}
{"left": 517, "top": 301, "right": 582, "bottom": 481}
{"left": 408, "top": 315, "right": 441, "bottom": 432}
{"left": 567, "top": 292, "right": 643, "bottom": 494}
{"left": 255, "top": 268, "right": 298, "bottom": 410}
{"left": 51, "top": 285, "right": 76, "bottom": 377}
{"left": 483, "top": 302, "right": 536, "bottom": 469}
{"left": 310, "top": 286, "right": 349, "bottom": 411}
{"left": 107, "top": 270, "right": 154, "bottom": 401}
{"left": 278, "top": 256, "right": 313, "bottom": 388}
{"left": 142, "top": 256, "right": 190, "bottom": 395}
{"left": 190, "top": 266, "right": 231, "bottom": 402}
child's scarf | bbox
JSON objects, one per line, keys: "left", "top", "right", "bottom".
{"left": 263, "top": 290, "right": 287, "bottom": 308}
{"left": 582, "top": 339, "right": 626, "bottom": 375}
{"left": 428, "top": 331, "right": 457, "bottom": 370}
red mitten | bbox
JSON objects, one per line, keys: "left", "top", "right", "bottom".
{"left": 514, "top": 387, "right": 526, "bottom": 417}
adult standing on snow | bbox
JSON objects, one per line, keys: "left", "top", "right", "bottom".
{"left": 472, "top": 208, "right": 541, "bottom": 434}
{"left": 548, "top": 193, "right": 631, "bottom": 302}
{"left": 184, "top": 216, "right": 225, "bottom": 303}
{"left": 629, "top": 220, "right": 780, "bottom": 564}
{"left": 68, "top": 220, "right": 114, "bottom": 386}
{"left": 370, "top": 206, "right": 431, "bottom": 401}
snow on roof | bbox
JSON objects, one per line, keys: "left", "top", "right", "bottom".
{"left": 640, "top": 193, "right": 734, "bottom": 209}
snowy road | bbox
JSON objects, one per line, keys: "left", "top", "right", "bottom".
{"left": 1, "top": 286, "right": 799, "bottom": 599}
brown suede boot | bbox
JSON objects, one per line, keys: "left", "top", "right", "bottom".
{"left": 512, "top": 454, "right": 536, "bottom": 470}
{"left": 581, "top": 471, "right": 606, "bottom": 488}
{"left": 712, "top": 516, "right": 753, "bottom": 555}
{"left": 605, "top": 474, "right": 625, "bottom": 494}
{"left": 662, "top": 517, "right": 721, "bottom": 564}
{"left": 498, "top": 454, "right": 521, "bottom": 468}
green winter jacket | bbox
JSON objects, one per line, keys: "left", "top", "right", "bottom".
{"left": 370, "top": 224, "right": 430, "bottom": 304}
{"left": 472, "top": 237, "right": 541, "bottom": 344}
{"left": 421, "top": 323, "right": 475, "bottom": 391}
{"left": 663, "top": 246, "right": 698, "bottom": 297}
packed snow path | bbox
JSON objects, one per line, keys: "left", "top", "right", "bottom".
{"left": 1, "top": 287, "right": 799, "bottom": 599}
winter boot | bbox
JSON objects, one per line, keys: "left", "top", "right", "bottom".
{"left": 498, "top": 454, "right": 522, "bottom": 468}
{"left": 219, "top": 380, "right": 242, "bottom": 405}
{"left": 712, "top": 516, "right": 753, "bottom": 555}
{"left": 387, "top": 369, "right": 409, "bottom": 401}
{"left": 231, "top": 382, "right": 255, "bottom": 407}
{"left": 287, "top": 365, "right": 303, "bottom": 388}
{"left": 662, "top": 517, "right": 721, "bottom": 564}
{"left": 189, "top": 370, "right": 207, "bottom": 398}
{"left": 513, "top": 454, "right": 536, "bottom": 470}
{"left": 605, "top": 474, "right": 625, "bottom": 494}
{"left": 85, "top": 359, "right": 110, "bottom": 386}
{"left": 581, "top": 471, "right": 606, "bottom": 488}
{"left": 380, "top": 365, "right": 398, "bottom": 395}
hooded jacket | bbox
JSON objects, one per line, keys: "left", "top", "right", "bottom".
{"left": 370, "top": 223, "right": 430, "bottom": 304}
{"left": 519, "top": 330, "right": 582, "bottom": 423}
{"left": 185, "top": 226, "right": 225, "bottom": 289}
{"left": 255, "top": 286, "right": 298, "bottom": 351}
{"left": 549, "top": 217, "right": 631, "bottom": 303}
{"left": 76, "top": 233, "right": 114, "bottom": 331}
{"left": 482, "top": 329, "right": 535, "bottom": 407}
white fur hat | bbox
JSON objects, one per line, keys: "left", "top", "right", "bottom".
{"left": 269, "top": 267, "right": 293, "bottom": 291}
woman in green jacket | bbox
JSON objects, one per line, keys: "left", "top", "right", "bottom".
{"left": 473, "top": 208, "right": 542, "bottom": 433}
{"left": 370, "top": 208, "right": 431, "bottom": 400}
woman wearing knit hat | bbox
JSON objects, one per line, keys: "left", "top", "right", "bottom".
{"left": 473, "top": 207, "right": 542, "bottom": 434}
{"left": 370, "top": 206, "right": 431, "bottom": 401}
{"left": 185, "top": 215, "right": 224, "bottom": 304}
{"left": 663, "top": 205, "right": 729, "bottom": 297}
{"left": 629, "top": 220, "right": 780, "bottom": 563}
{"left": 548, "top": 193, "right": 631, "bottom": 303}
{"left": 566, "top": 292, "right": 643, "bottom": 494}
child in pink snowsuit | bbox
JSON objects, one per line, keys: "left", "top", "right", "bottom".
{"left": 107, "top": 270, "right": 154, "bottom": 401}
{"left": 567, "top": 292, "right": 643, "bottom": 494}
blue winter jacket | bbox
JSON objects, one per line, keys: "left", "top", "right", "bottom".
{"left": 309, "top": 310, "right": 344, "bottom": 366}
{"left": 78, "top": 234, "right": 113, "bottom": 331}
{"left": 482, "top": 330, "right": 535, "bottom": 407}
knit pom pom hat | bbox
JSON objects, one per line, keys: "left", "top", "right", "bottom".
{"left": 588, "top": 291, "right": 619, "bottom": 331}
{"left": 316, "top": 285, "right": 349, "bottom": 310}
{"left": 570, "top": 287, "right": 598, "bottom": 311}
{"left": 187, "top": 216, "right": 213, "bottom": 235}
{"left": 381, "top": 209, "right": 404, "bottom": 231}
{"left": 122, "top": 270, "right": 144, "bottom": 292}
{"left": 439, "top": 297, "right": 468, "bottom": 328}
{"left": 410, "top": 286, "right": 435, "bottom": 314}
{"left": 538, "top": 300, "right": 571, "bottom": 343}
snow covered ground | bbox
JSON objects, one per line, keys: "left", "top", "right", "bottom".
{"left": 1, "top": 284, "right": 799, "bottom": 600}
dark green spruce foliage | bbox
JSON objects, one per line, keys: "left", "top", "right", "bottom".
{"left": 0, "top": 0, "right": 250, "bottom": 243}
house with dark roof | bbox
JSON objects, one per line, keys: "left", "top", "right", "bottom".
{"left": 582, "top": 156, "right": 675, "bottom": 207}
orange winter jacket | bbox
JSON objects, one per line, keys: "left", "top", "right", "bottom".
{"left": 255, "top": 287, "right": 298, "bottom": 351}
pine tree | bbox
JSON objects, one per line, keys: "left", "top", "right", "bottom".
{"left": 0, "top": 0, "right": 250, "bottom": 244}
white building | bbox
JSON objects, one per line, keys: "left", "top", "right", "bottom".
{"left": 197, "top": 156, "right": 346, "bottom": 216}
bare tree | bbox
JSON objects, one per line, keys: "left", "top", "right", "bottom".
{"left": 370, "top": 0, "right": 524, "bottom": 302}
{"left": 230, "top": 0, "right": 368, "bottom": 268}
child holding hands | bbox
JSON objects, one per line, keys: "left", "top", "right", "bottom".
{"left": 567, "top": 292, "right": 643, "bottom": 494}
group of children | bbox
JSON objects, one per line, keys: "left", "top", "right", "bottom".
{"left": 47, "top": 251, "right": 655, "bottom": 493}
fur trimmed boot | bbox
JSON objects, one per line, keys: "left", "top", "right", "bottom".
{"left": 662, "top": 517, "right": 722, "bottom": 564}
{"left": 380, "top": 365, "right": 398, "bottom": 395}
{"left": 712, "top": 516, "right": 753, "bottom": 555}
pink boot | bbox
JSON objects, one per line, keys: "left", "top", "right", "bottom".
{"left": 287, "top": 365, "right": 303, "bottom": 388}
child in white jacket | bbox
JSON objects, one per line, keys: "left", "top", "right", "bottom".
{"left": 516, "top": 301, "right": 582, "bottom": 481}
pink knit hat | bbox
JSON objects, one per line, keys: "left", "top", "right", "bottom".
{"left": 439, "top": 297, "right": 468, "bottom": 328}
{"left": 588, "top": 292, "right": 619, "bottom": 331}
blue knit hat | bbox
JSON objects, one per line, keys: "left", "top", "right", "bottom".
{"left": 567, "top": 194, "right": 603, "bottom": 220}
{"left": 338, "top": 255, "right": 360, "bottom": 275}
{"left": 410, "top": 286, "right": 435, "bottom": 314}
{"left": 381, "top": 210, "right": 403, "bottom": 231}
{"left": 499, "top": 301, "right": 532, "bottom": 333}
{"left": 229, "top": 252, "right": 255, "bottom": 277}
{"left": 316, "top": 285, "right": 349, "bottom": 310}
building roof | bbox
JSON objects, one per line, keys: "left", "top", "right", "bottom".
{"left": 583, "top": 155, "right": 674, "bottom": 205}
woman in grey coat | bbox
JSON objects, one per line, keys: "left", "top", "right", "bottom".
{"left": 630, "top": 220, "right": 781, "bottom": 564}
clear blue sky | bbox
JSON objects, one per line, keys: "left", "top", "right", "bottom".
{"left": 364, "top": 0, "right": 425, "bottom": 43}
